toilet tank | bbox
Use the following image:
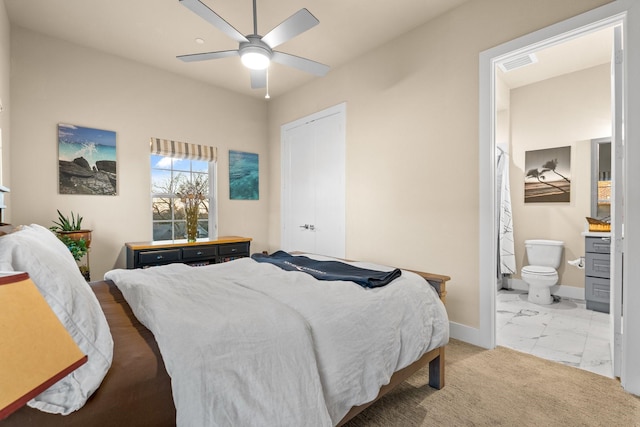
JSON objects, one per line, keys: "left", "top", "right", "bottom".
{"left": 524, "top": 239, "right": 564, "bottom": 268}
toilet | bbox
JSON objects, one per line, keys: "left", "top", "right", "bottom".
{"left": 521, "top": 239, "right": 564, "bottom": 304}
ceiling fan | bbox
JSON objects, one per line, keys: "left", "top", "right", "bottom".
{"left": 177, "top": 0, "right": 330, "bottom": 89}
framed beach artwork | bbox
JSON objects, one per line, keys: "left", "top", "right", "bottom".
{"left": 58, "top": 124, "right": 117, "bottom": 195}
{"left": 524, "top": 146, "right": 571, "bottom": 203}
{"left": 229, "top": 150, "right": 259, "bottom": 200}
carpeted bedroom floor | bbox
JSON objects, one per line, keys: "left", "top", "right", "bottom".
{"left": 344, "top": 339, "right": 640, "bottom": 426}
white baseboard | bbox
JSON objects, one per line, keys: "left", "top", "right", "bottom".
{"left": 449, "top": 322, "right": 487, "bottom": 348}
{"left": 504, "top": 278, "right": 586, "bottom": 301}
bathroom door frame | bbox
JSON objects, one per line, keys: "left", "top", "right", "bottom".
{"left": 479, "top": 0, "right": 640, "bottom": 395}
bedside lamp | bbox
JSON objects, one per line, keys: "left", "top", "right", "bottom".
{"left": 0, "top": 273, "right": 87, "bottom": 420}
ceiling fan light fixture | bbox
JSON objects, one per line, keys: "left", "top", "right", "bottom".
{"left": 240, "top": 46, "right": 271, "bottom": 70}
{"left": 178, "top": 0, "right": 329, "bottom": 88}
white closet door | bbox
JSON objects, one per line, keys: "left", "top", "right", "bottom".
{"left": 285, "top": 122, "right": 317, "bottom": 253}
{"left": 281, "top": 103, "right": 346, "bottom": 258}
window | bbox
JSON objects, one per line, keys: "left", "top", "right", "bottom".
{"left": 151, "top": 156, "right": 216, "bottom": 241}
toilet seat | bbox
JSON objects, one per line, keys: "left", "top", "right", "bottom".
{"left": 521, "top": 265, "right": 556, "bottom": 276}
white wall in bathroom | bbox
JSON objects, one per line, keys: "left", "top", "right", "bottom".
{"left": 509, "top": 63, "right": 611, "bottom": 289}
{"left": 496, "top": 72, "right": 511, "bottom": 149}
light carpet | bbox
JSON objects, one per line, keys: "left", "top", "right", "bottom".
{"left": 344, "top": 339, "right": 640, "bottom": 426}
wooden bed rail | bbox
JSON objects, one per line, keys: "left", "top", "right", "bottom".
{"left": 330, "top": 262, "right": 449, "bottom": 425}
{"left": 282, "top": 251, "right": 450, "bottom": 426}
{"left": 337, "top": 346, "right": 445, "bottom": 425}
{"left": 405, "top": 269, "right": 450, "bottom": 304}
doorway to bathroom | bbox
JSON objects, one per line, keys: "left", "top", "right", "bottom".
{"left": 479, "top": 3, "right": 630, "bottom": 384}
{"left": 494, "top": 27, "right": 615, "bottom": 377}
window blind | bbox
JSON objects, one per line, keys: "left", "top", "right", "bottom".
{"left": 150, "top": 138, "right": 217, "bottom": 162}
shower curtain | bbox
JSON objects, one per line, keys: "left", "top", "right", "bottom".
{"left": 496, "top": 147, "right": 516, "bottom": 281}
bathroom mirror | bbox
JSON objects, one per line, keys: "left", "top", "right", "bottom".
{"left": 591, "top": 137, "right": 611, "bottom": 219}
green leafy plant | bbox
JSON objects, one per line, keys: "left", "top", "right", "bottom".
{"left": 56, "top": 234, "right": 88, "bottom": 261}
{"left": 50, "top": 209, "right": 84, "bottom": 232}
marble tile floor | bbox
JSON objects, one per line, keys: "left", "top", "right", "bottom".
{"left": 496, "top": 289, "right": 613, "bottom": 378}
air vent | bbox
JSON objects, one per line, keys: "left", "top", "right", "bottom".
{"left": 498, "top": 53, "right": 538, "bottom": 72}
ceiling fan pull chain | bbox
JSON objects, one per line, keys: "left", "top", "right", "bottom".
{"left": 265, "top": 68, "right": 270, "bottom": 99}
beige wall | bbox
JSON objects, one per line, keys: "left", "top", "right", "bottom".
{"left": 266, "top": 0, "right": 611, "bottom": 328}
{"left": 496, "top": 69, "right": 511, "bottom": 148}
{"left": 4, "top": 0, "right": 612, "bottom": 330}
{"left": 9, "top": 27, "right": 269, "bottom": 280}
{"left": 509, "top": 64, "right": 611, "bottom": 289}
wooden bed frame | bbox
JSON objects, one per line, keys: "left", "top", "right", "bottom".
{"left": 338, "top": 269, "right": 449, "bottom": 425}
{"left": 4, "top": 265, "right": 449, "bottom": 426}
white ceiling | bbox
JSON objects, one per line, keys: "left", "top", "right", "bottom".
{"left": 4, "top": 0, "right": 470, "bottom": 99}
{"left": 497, "top": 27, "right": 613, "bottom": 89}
{"left": 5, "top": 1, "right": 613, "bottom": 100}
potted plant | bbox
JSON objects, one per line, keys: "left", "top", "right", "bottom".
{"left": 56, "top": 233, "right": 90, "bottom": 279}
{"left": 50, "top": 210, "right": 92, "bottom": 248}
{"left": 51, "top": 210, "right": 92, "bottom": 280}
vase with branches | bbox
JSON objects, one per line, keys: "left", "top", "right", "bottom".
{"left": 177, "top": 176, "right": 207, "bottom": 242}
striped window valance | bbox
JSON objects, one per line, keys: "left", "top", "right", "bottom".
{"left": 150, "top": 138, "right": 217, "bottom": 162}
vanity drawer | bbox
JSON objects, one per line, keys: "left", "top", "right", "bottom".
{"left": 138, "top": 249, "right": 181, "bottom": 266}
{"left": 585, "top": 236, "right": 611, "bottom": 254}
{"left": 182, "top": 246, "right": 218, "bottom": 260}
{"left": 585, "top": 252, "right": 610, "bottom": 279}
{"left": 586, "top": 276, "right": 610, "bottom": 304}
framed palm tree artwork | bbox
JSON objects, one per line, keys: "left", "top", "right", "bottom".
{"left": 524, "top": 146, "right": 571, "bottom": 203}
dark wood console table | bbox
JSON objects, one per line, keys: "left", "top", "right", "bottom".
{"left": 126, "top": 236, "right": 252, "bottom": 269}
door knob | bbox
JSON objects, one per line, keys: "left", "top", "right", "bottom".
{"left": 299, "top": 224, "right": 309, "bottom": 229}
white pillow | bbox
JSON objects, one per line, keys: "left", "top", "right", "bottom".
{"left": 0, "top": 224, "right": 113, "bottom": 414}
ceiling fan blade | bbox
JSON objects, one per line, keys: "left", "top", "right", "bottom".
{"left": 179, "top": 0, "right": 248, "bottom": 43}
{"left": 250, "top": 69, "right": 267, "bottom": 89}
{"left": 177, "top": 50, "right": 239, "bottom": 62}
{"left": 261, "top": 9, "right": 319, "bottom": 49}
{"left": 271, "top": 51, "right": 329, "bottom": 77}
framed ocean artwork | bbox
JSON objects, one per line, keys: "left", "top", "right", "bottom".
{"left": 58, "top": 123, "right": 117, "bottom": 195}
{"left": 524, "top": 146, "right": 571, "bottom": 203}
{"left": 229, "top": 150, "right": 259, "bottom": 200}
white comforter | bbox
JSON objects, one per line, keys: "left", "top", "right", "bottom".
{"left": 105, "top": 256, "right": 448, "bottom": 427}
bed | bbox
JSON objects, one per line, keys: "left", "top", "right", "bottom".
{"left": 0, "top": 225, "right": 449, "bottom": 426}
